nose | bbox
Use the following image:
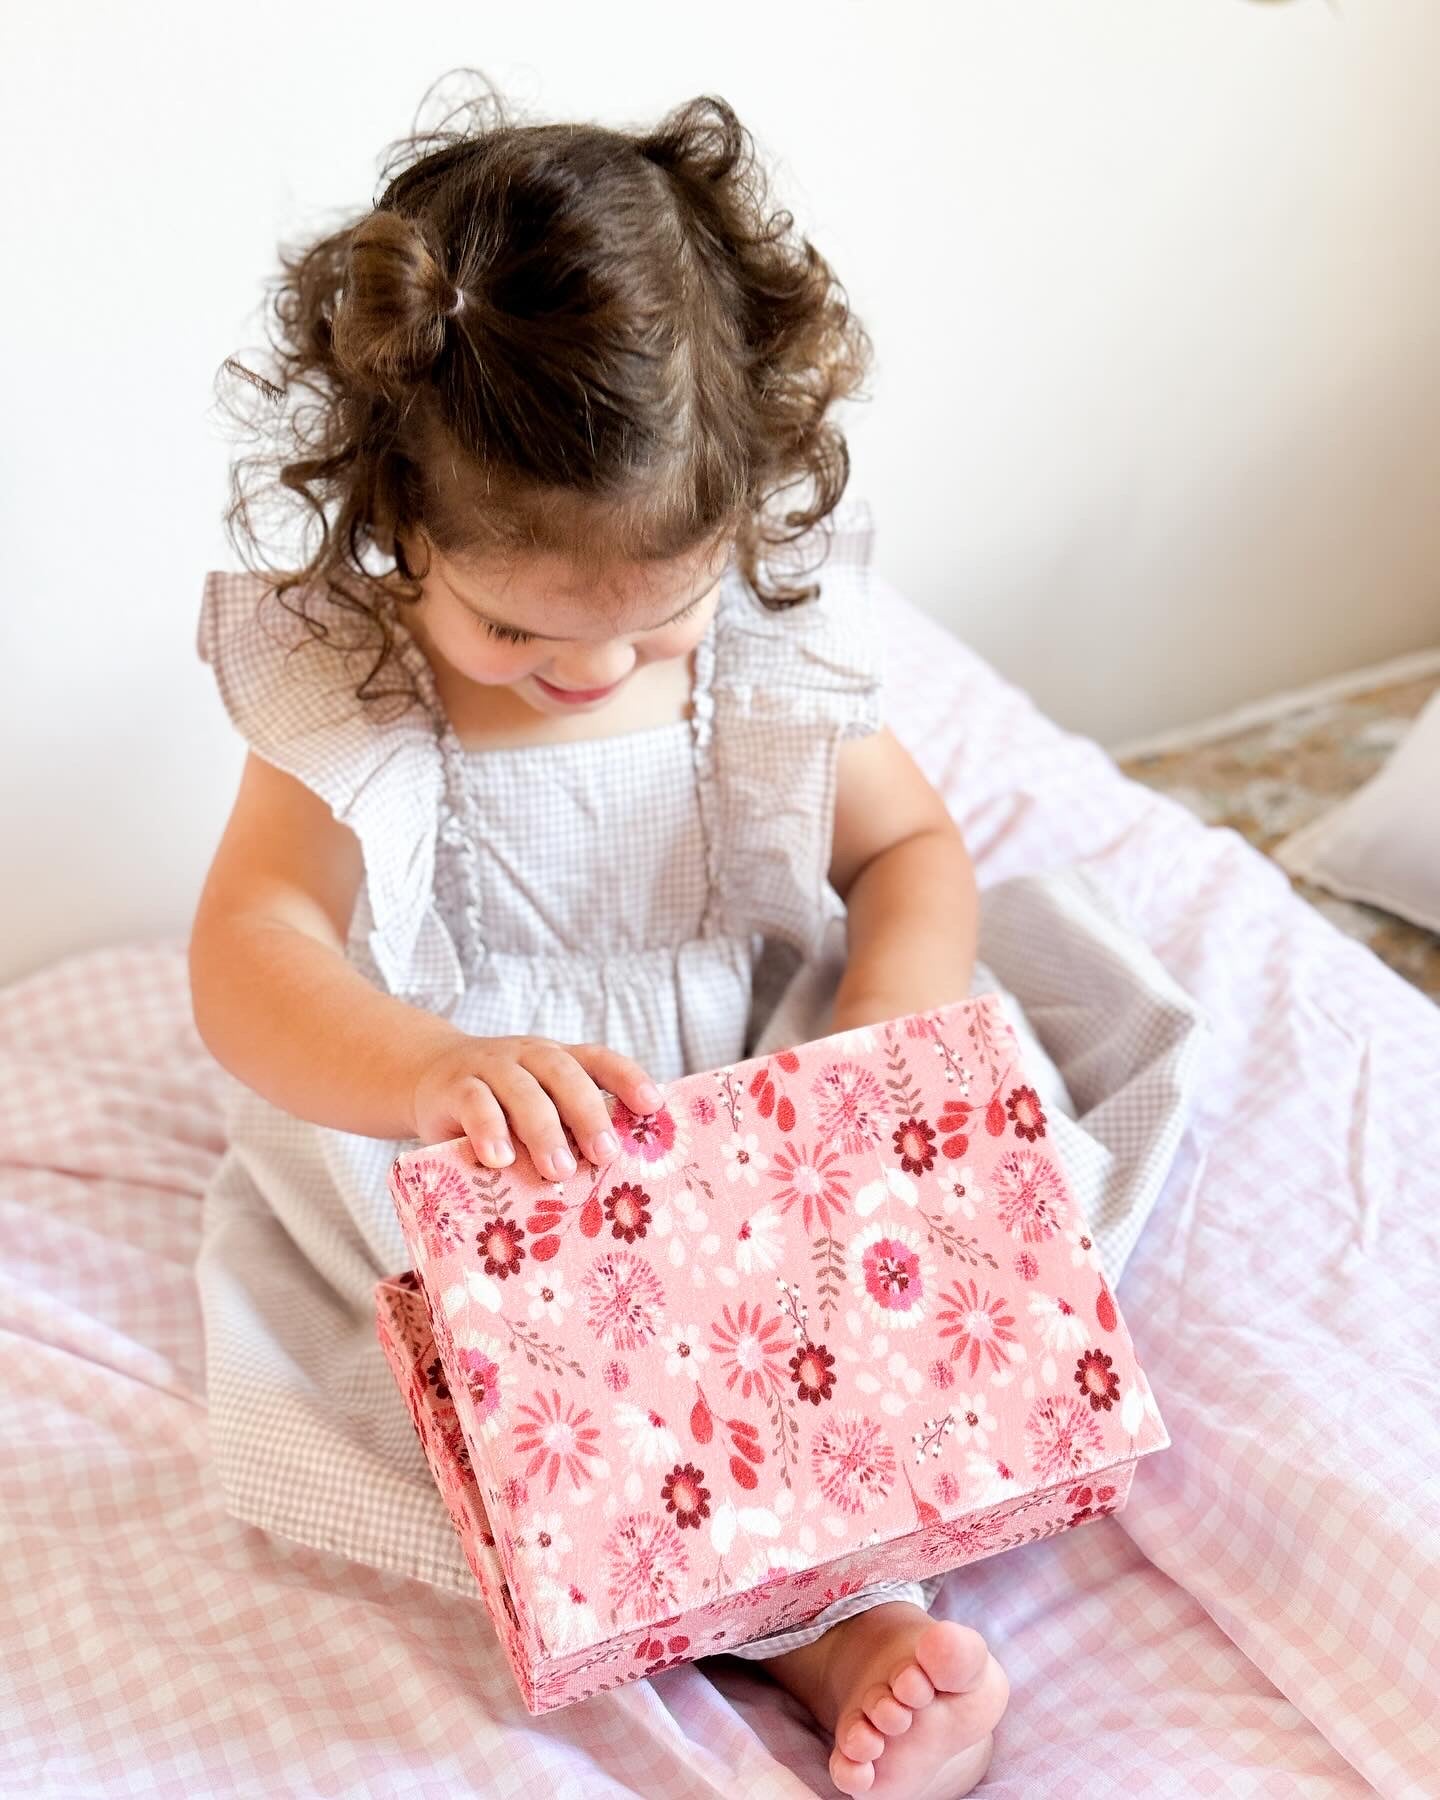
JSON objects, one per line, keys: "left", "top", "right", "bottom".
{"left": 546, "top": 642, "right": 637, "bottom": 691}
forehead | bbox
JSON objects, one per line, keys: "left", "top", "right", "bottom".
{"left": 441, "top": 536, "right": 732, "bottom": 633}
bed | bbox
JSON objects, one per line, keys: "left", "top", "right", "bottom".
{"left": 2, "top": 583, "right": 1435, "bottom": 1799}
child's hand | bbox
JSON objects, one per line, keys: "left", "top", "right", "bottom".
{"left": 409, "top": 1036, "right": 662, "bottom": 1179}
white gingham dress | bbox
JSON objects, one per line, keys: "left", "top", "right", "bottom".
{"left": 193, "top": 500, "right": 945, "bottom": 1653}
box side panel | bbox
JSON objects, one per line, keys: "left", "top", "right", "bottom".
{"left": 374, "top": 1278, "right": 539, "bottom": 1709}
{"left": 528, "top": 1459, "right": 1139, "bottom": 1710}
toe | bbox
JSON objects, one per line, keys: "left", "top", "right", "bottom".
{"left": 914, "top": 1621, "right": 990, "bottom": 1694}
{"left": 836, "top": 1711, "right": 886, "bottom": 1764}
{"left": 828, "top": 1745, "right": 876, "bottom": 1795}
{"left": 860, "top": 1682, "right": 912, "bottom": 1736}
{"left": 890, "top": 1660, "right": 936, "bottom": 1710}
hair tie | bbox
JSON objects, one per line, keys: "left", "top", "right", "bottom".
{"left": 447, "top": 285, "right": 467, "bottom": 320}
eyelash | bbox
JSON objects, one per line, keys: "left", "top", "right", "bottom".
{"left": 474, "top": 594, "right": 704, "bottom": 646}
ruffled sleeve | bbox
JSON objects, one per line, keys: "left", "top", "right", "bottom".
{"left": 196, "top": 571, "right": 465, "bottom": 1012}
{"left": 697, "top": 495, "right": 886, "bottom": 963}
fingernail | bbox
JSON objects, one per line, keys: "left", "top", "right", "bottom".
{"left": 637, "top": 1083, "right": 661, "bottom": 1109}
{"left": 548, "top": 1147, "right": 577, "bottom": 1177}
{"left": 485, "top": 1139, "right": 513, "bottom": 1167}
{"left": 594, "top": 1130, "right": 619, "bottom": 1159}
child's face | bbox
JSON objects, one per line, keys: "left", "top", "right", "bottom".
{"left": 398, "top": 528, "right": 732, "bottom": 718}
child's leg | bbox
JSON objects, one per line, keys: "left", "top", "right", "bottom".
{"left": 727, "top": 1577, "right": 1009, "bottom": 1798}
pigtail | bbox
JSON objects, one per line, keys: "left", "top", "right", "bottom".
{"left": 332, "top": 211, "right": 464, "bottom": 398}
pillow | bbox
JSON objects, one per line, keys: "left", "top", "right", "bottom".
{"left": 1273, "top": 689, "right": 1440, "bottom": 934}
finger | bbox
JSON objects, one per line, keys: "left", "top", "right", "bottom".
{"left": 488, "top": 1064, "right": 577, "bottom": 1181}
{"left": 567, "top": 1042, "right": 663, "bottom": 1116}
{"left": 452, "top": 1079, "right": 514, "bottom": 1169}
{"left": 521, "top": 1046, "right": 622, "bottom": 1167}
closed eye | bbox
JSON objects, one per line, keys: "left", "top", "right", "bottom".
{"left": 477, "top": 617, "right": 535, "bottom": 645}
{"left": 474, "top": 591, "right": 707, "bottom": 645}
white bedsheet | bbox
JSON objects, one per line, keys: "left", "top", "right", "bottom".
{"left": 2, "top": 581, "right": 1435, "bottom": 1798}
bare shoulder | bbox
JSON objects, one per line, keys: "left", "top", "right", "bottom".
{"left": 192, "top": 749, "right": 364, "bottom": 954}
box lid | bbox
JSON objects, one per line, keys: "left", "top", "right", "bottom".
{"left": 388, "top": 995, "right": 1168, "bottom": 1656}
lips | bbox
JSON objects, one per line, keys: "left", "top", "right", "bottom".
{"left": 534, "top": 675, "right": 620, "bottom": 705}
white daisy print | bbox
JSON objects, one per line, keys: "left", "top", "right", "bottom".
{"left": 1027, "top": 1291, "right": 1090, "bottom": 1386}
{"left": 523, "top": 1271, "right": 574, "bottom": 1326}
{"left": 661, "top": 1322, "right": 711, "bottom": 1379}
{"left": 733, "top": 1206, "right": 784, "bottom": 1275}
{"left": 518, "top": 1511, "right": 573, "bottom": 1572}
{"left": 721, "top": 1131, "right": 768, "bottom": 1187}
{"left": 612, "top": 1401, "right": 681, "bottom": 1469}
{"left": 951, "top": 1392, "right": 998, "bottom": 1448}
{"left": 941, "top": 1167, "right": 985, "bottom": 1219}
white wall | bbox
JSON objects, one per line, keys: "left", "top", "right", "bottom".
{"left": 4, "top": 0, "right": 1440, "bottom": 983}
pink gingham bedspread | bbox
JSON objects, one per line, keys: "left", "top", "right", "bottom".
{"left": 3, "top": 590, "right": 1436, "bottom": 1798}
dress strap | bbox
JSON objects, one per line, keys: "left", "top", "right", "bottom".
{"left": 694, "top": 495, "right": 885, "bottom": 962}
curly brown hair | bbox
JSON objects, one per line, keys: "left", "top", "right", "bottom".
{"left": 216, "top": 70, "right": 874, "bottom": 712}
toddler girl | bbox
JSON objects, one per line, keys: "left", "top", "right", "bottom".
{"left": 190, "top": 74, "right": 1008, "bottom": 1798}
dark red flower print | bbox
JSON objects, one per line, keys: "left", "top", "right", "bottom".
{"left": 603, "top": 1360, "right": 630, "bottom": 1392}
{"left": 1066, "top": 1479, "right": 1119, "bottom": 1526}
{"left": 892, "top": 1116, "right": 937, "bottom": 1175}
{"left": 423, "top": 1357, "right": 451, "bottom": 1401}
{"left": 1075, "top": 1348, "right": 1121, "bottom": 1412}
{"left": 634, "top": 1631, "right": 692, "bottom": 1674}
{"left": 937, "top": 1100, "right": 971, "bottom": 1159}
{"left": 603, "top": 1181, "right": 652, "bottom": 1244}
{"left": 660, "top": 1462, "right": 712, "bottom": 1528}
{"left": 395, "top": 1269, "right": 422, "bottom": 1292}
{"left": 478, "top": 1217, "right": 525, "bottom": 1279}
{"left": 1006, "top": 1085, "right": 1048, "bottom": 1142}
{"left": 788, "top": 1341, "right": 836, "bottom": 1405}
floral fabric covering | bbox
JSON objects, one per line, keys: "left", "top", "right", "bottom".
{"left": 383, "top": 993, "right": 1168, "bottom": 1709}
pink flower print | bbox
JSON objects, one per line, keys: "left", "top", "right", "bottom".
{"left": 690, "top": 1095, "right": 717, "bottom": 1126}
{"left": 603, "top": 1359, "right": 630, "bottom": 1392}
{"left": 934, "top": 1470, "right": 962, "bottom": 1507}
{"left": 810, "top": 1411, "right": 898, "bottom": 1515}
{"left": 927, "top": 1357, "right": 955, "bottom": 1391}
{"left": 810, "top": 1061, "right": 890, "bottom": 1154}
{"left": 514, "top": 1387, "right": 607, "bottom": 1493}
{"left": 1024, "top": 1394, "right": 1105, "bottom": 1480}
{"left": 990, "top": 1148, "right": 1068, "bottom": 1243}
{"left": 768, "top": 1140, "right": 850, "bottom": 1234}
{"left": 1013, "top": 1251, "right": 1039, "bottom": 1282}
{"left": 602, "top": 1511, "right": 689, "bottom": 1623}
{"left": 581, "top": 1250, "right": 665, "bottom": 1352}
{"left": 709, "top": 1301, "right": 789, "bottom": 1400}
{"left": 455, "top": 1341, "right": 504, "bottom": 1435}
{"left": 403, "top": 1156, "right": 477, "bottom": 1254}
{"left": 610, "top": 1101, "right": 689, "bottom": 1177}
{"left": 852, "top": 1222, "right": 928, "bottom": 1331}
{"left": 936, "top": 1280, "right": 1023, "bottom": 1378}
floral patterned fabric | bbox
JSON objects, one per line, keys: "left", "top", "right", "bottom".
{"left": 383, "top": 994, "right": 1169, "bottom": 1711}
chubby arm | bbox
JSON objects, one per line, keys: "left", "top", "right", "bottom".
{"left": 827, "top": 727, "right": 979, "bottom": 1031}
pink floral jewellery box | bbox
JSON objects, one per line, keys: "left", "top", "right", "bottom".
{"left": 376, "top": 994, "right": 1170, "bottom": 1713}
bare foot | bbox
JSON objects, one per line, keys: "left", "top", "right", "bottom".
{"left": 760, "top": 1601, "right": 1009, "bottom": 1797}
